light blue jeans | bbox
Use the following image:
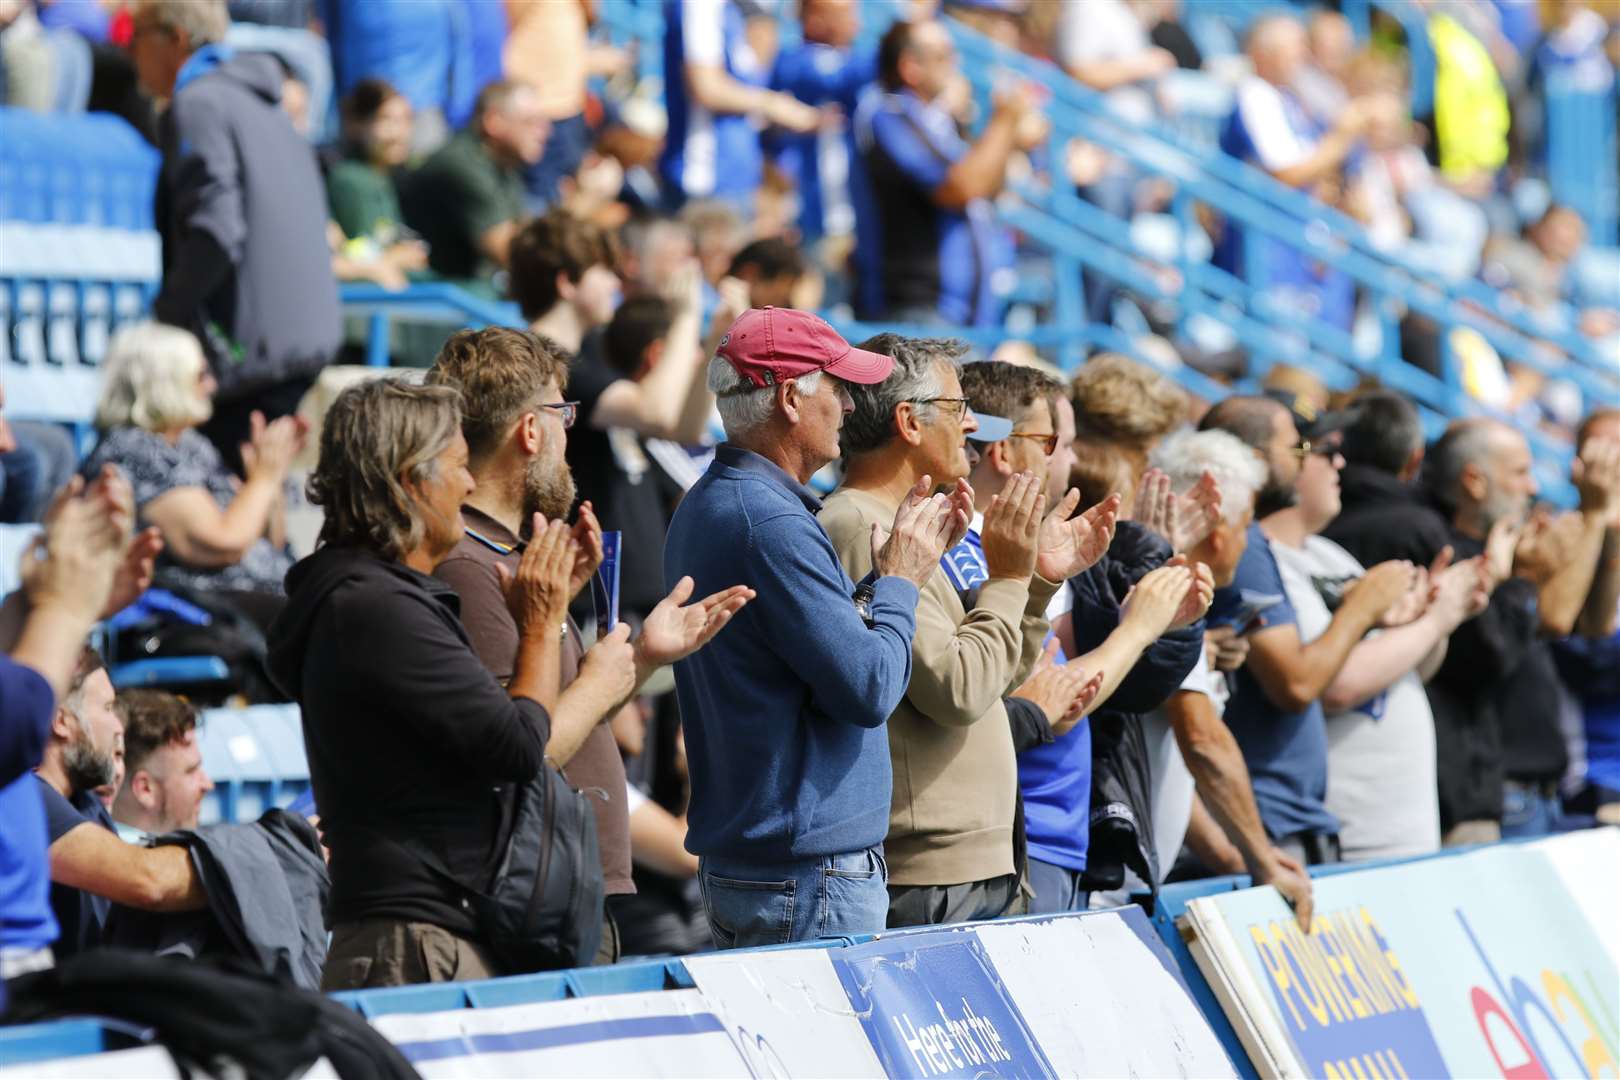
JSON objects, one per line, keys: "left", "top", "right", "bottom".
{"left": 698, "top": 846, "right": 888, "bottom": 949}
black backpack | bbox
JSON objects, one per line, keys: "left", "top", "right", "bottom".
{"left": 409, "top": 765, "right": 605, "bottom": 974}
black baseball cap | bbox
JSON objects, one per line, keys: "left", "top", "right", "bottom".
{"left": 1264, "top": 389, "right": 1358, "bottom": 445}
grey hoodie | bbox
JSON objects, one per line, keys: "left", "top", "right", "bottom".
{"left": 153, "top": 51, "right": 340, "bottom": 402}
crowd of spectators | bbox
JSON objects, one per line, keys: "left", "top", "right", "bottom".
{"left": 1, "top": 0, "right": 1619, "bottom": 1011}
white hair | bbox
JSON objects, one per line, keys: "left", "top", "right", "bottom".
{"left": 95, "top": 322, "right": 212, "bottom": 433}
{"left": 706, "top": 355, "right": 822, "bottom": 439}
{"left": 1151, "top": 427, "right": 1267, "bottom": 526}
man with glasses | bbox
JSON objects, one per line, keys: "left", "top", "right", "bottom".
{"left": 426, "top": 328, "right": 753, "bottom": 963}
{"left": 821, "top": 340, "right": 1115, "bottom": 926}
{"left": 1199, "top": 395, "right": 1409, "bottom": 865}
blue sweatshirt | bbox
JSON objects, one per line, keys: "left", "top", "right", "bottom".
{"left": 665, "top": 444, "right": 919, "bottom": 859}
{"left": 0, "top": 654, "right": 58, "bottom": 957}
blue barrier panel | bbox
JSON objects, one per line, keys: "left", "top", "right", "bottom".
{"left": 0, "top": 1019, "right": 110, "bottom": 1067}
{"left": 1174, "top": 834, "right": 1620, "bottom": 1078}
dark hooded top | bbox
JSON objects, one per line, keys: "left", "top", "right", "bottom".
{"left": 266, "top": 545, "right": 550, "bottom": 937}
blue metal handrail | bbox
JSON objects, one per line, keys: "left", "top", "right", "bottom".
{"left": 338, "top": 281, "right": 524, "bottom": 366}
{"left": 947, "top": 20, "right": 1615, "bottom": 386}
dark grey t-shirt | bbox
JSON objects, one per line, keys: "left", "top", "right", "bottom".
{"left": 37, "top": 777, "right": 114, "bottom": 959}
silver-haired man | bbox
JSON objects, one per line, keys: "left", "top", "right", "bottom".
{"left": 663, "top": 307, "right": 961, "bottom": 947}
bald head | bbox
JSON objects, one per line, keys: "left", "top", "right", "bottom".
{"left": 1200, "top": 394, "right": 1302, "bottom": 517}
{"left": 1249, "top": 15, "right": 1308, "bottom": 86}
{"left": 1427, "top": 418, "right": 1536, "bottom": 530}
{"left": 1199, "top": 395, "right": 1287, "bottom": 452}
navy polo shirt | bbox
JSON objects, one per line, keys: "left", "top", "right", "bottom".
{"left": 1210, "top": 523, "right": 1340, "bottom": 840}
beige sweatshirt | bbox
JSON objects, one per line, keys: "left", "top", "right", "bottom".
{"left": 818, "top": 487, "right": 1058, "bottom": 886}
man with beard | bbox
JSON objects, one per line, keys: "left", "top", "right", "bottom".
{"left": 1200, "top": 396, "right": 1410, "bottom": 865}
{"left": 426, "top": 328, "right": 753, "bottom": 963}
{"left": 35, "top": 649, "right": 206, "bottom": 959}
{"left": 1425, "top": 418, "right": 1620, "bottom": 842}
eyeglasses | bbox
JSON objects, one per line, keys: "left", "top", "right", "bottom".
{"left": 538, "top": 401, "right": 579, "bottom": 430}
{"left": 1310, "top": 438, "right": 1343, "bottom": 458}
{"left": 912, "top": 396, "right": 970, "bottom": 421}
{"left": 1288, "top": 439, "right": 1313, "bottom": 461}
{"left": 1009, "top": 431, "right": 1059, "bottom": 456}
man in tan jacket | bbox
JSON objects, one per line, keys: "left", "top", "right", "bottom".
{"left": 819, "top": 337, "right": 1114, "bottom": 927}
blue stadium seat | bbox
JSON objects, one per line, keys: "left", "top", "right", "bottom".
{"left": 0, "top": 108, "right": 160, "bottom": 425}
{"left": 196, "top": 705, "right": 309, "bottom": 826}
{"left": 108, "top": 657, "right": 231, "bottom": 691}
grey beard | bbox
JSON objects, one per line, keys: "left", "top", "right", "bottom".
{"left": 1478, "top": 489, "right": 1529, "bottom": 537}
{"left": 63, "top": 737, "right": 114, "bottom": 794}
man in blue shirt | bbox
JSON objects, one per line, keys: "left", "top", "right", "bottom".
{"left": 1200, "top": 396, "right": 1407, "bottom": 865}
{"left": 661, "top": 0, "right": 820, "bottom": 209}
{"left": 1216, "top": 16, "right": 1377, "bottom": 330}
{"left": 852, "top": 18, "right": 1031, "bottom": 327}
{"left": 664, "top": 307, "right": 960, "bottom": 947}
{"left": 769, "top": 0, "right": 876, "bottom": 245}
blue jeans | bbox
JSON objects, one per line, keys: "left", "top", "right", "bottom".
{"left": 698, "top": 847, "right": 888, "bottom": 949}
{"left": 1026, "top": 857, "right": 1089, "bottom": 915}
{"left": 1501, "top": 781, "right": 1563, "bottom": 840}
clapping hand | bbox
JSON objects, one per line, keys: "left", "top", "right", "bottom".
{"left": 567, "top": 501, "right": 606, "bottom": 603}
{"left": 635, "top": 576, "right": 755, "bottom": 673}
{"left": 1011, "top": 639, "right": 1106, "bottom": 738}
{"left": 1513, "top": 509, "right": 1584, "bottom": 587}
{"left": 873, "top": 474, "right": 970, "bottom": 589}
{"left": 499, "top": 515, "right": 579, "bottom": 634}
{"left": 103, "top": 526, "right": 163, "bottom": 618}
{"left": 1120, "top": 563, "right": 1193, "bottom": 640}
{"left": 1573, "top": 436, "right": 1620, "bottom": 520}
{"left": 25, "top": 468, "right": 133, "bottom": 622}
{"left": 1165, "top": 556, "right": 1215, "bottom": 630}
{"left": 980, "top": 472, "right": 1043, "bottom": 582}
{"left": 1036, "top": 489, "right": 1121, "bottom": 582}
{"left": 1134, "top": 468, "right": 1222, "bottom": 554}
{"left": 1379, "top": 564, "right": 1431, "bottom": 628}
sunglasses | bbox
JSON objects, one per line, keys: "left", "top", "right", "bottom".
{"left": 1009, "top": 430, "right": 1059, "bottom": 456}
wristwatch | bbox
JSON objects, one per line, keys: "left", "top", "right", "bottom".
{"left": 852, "top": 581, "right": 877, "bottom": 628}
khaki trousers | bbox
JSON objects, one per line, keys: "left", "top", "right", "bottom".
{"left": 321, "top": 918, "right": 500, "bottom": 991}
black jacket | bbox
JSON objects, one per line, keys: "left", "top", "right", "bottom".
{"left": 1066, "top": 522, "right": 1203, "bottom": 894}
{"left": 1321, "top": 464, "right": 1453, "bottom": 569}
{"left": 154, "top": 52, "right": 340, "bottom": 402}
{"left": 3, "top": 949, "right": 418, "bottom": 1080}
{"left": 1426, "top": 529, "right": 1566, "bottom": 827}
{"left": 103, "top": 810, "right": 329, "bottom": 991}
{"left": 266, "top": 547, "right": 551, "bottom": 937}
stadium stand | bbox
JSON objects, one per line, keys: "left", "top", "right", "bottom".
{"left": 2, "top": 0, "right": 1618, "bottom": 1073}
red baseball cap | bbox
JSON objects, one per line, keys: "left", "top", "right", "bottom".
{"left": 716, "top": 307, "right": 894, "bottom": 389}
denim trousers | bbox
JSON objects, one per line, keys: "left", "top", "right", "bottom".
{"left": 1500, "top": 781, "right": 1563, "bottom": 840}
{"left": 698, "top": 846, "right": 888, "bottom": 949}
